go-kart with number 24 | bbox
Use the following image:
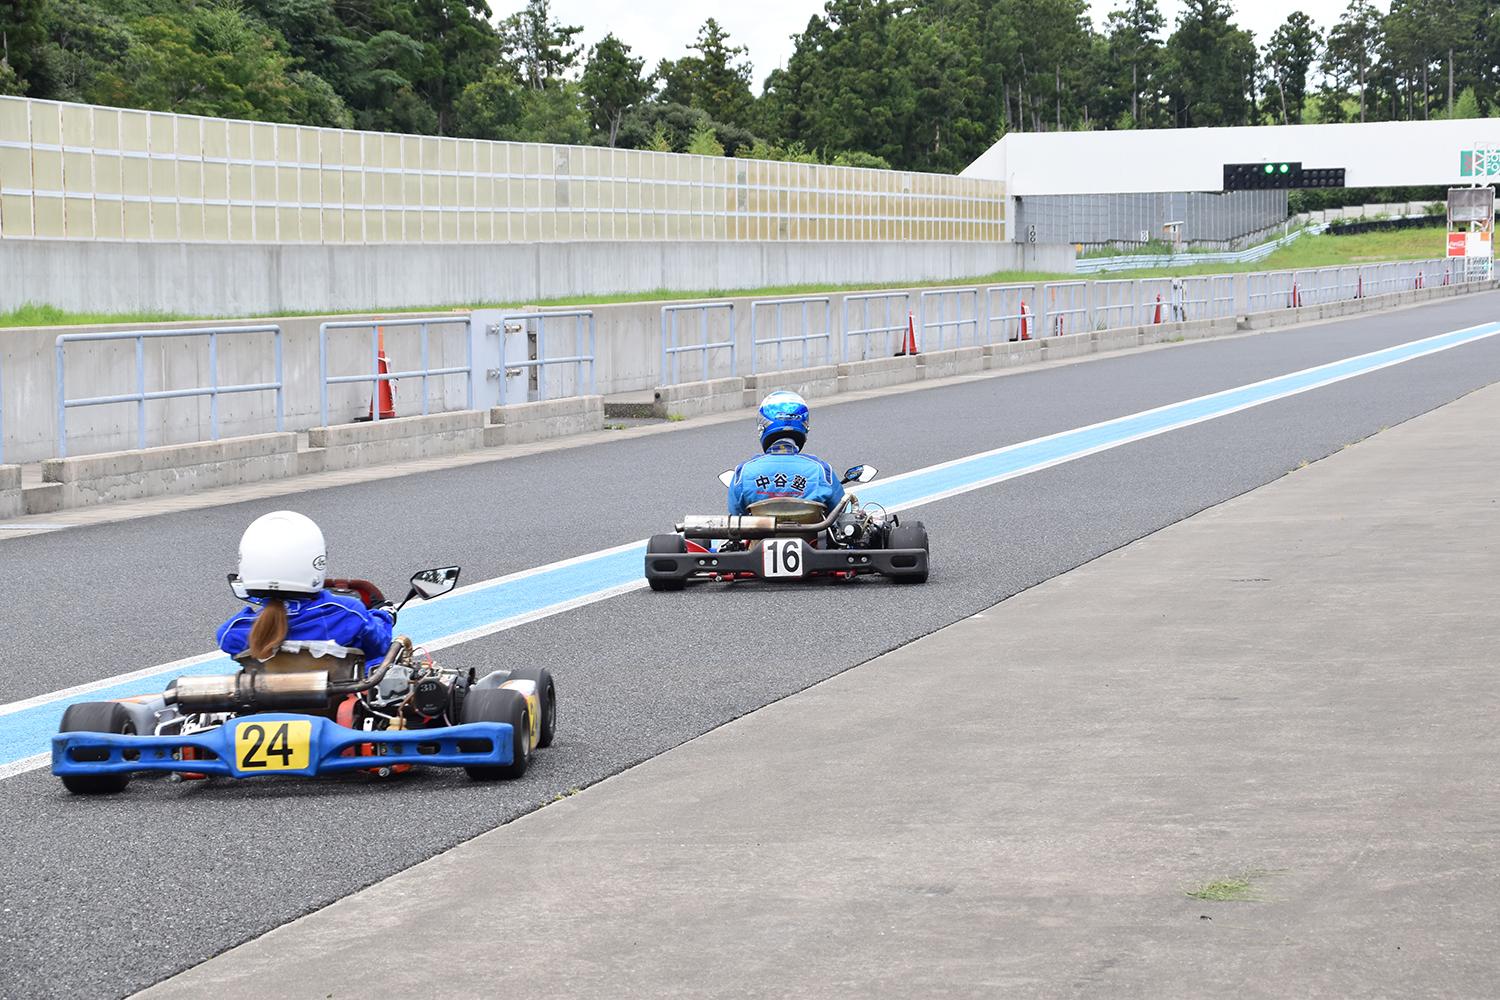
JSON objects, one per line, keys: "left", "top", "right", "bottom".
{"left": 645, "top": 464, "right": 930, "bottom": 588}
{"left": 51, "top": 566, "right": 558, "bottom": 794}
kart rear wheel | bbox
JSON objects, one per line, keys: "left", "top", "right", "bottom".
{"left": 507, "top": 666, "right": 557, "bottom": 749}
{"left": 646, "top": 533, "right": 687, "bottom": 592}
{"left": 886, "top": 521, "right": 930, "bottom": 584}
{"left": 58, "top": 702, "right": 136, "bottom": 795}
{"left": 460, "top": 688, "right": 531, "bottom": 781}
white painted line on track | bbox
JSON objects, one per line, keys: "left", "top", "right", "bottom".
{"left": 3, "top": 320, "right": 1498, "bottom": 781}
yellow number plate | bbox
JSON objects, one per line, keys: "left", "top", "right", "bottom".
{"left": 233, "top": 719, "right": 313, "bottom": 772}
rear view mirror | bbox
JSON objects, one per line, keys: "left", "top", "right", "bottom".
{"left": 410, "top": 566, "right": 461, "bottom": 600}
{"left": 718, "top": 469, "right": 735, "bottom": 487}
{"left": 841, "top": 465, "right": 879, "bottom": 485}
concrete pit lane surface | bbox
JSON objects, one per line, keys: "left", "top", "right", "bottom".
{"left": 2, "top": 293, "right": 1500, "bottom": 998}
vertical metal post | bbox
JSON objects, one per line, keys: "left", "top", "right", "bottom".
{"left": 318, "top": 323, "right": 329, "bottom": 427}
{"left": 419, "top": 322, "right": 431, "bottom": 416}
{"left": 536, "top": 317, "right": 547, "bottom": 402}
{"left": 208, "top": 330, "right": 219, "bottom": 441}
{"left": 370, "top": 327, "right": 381, "bottom": 423}
{"left": 660, "top": 310, "right": 669, "bottom": 387}
{"left": 55, "top": 340, "right": 67, "bottom": 458}
{"left": 274, "top": 328, "right": 285, "bottom": 432}
{"left": 136, "top": 335, "right": 146, "bottom": 451}
{"left": 699, "top": 309, "right": 709, "bottom": 382}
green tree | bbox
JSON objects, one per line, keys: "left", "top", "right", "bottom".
{"left": 685, "top": 19, "right": 754, "bottom": 126}
{"left": 1261, "top": 12, "right": 1321, "bottom": 124}
{"left": 1104, "top": 0, "right": 1164, "bottom": 126}
{"left": 581, "top": 33, "right": 648, "bottom": 146}
{"left": 685, "top": 122, "right": 724, "bottom": 156}
{"left": 499, "top": 0, "right": 581, "bottom": 90}
{"left": 1323, "top": 0, "right": 1383, "bottom": 122}
{"left": 0, "top": 0, "right": 46, "bottom": 93}
{"left": 1162, "top": 0, "right": 1257, "bottom": 126}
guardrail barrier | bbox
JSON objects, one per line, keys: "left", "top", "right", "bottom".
{"left": 750, "top": 297, "right": 833, "bottom": 373}
{"left": 492, "top": 310, "right": 596, "bottom": 405}
{"left": 842, "top": 291, "right": 910, "bottom": 361}
{"left": 661, "top": 302, "right": 736, "bottom": 385}
{"left": 55, "top": 325, "right": 283, "bottom": 458}
{"left": 982, "top": 285, "right": 1031, "bottom": 343}
{"left": 319, "top": 317, "right": 472, "bottom": 427}
{"left": 918, "top": 288, "right": 980, "bottom": 351}
{"left": 1042, "top": 282, "right": 1090, "bottom": 337}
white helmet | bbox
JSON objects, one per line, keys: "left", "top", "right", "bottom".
{"left": 236, "top": 511, "right": 327, "bottom": 595}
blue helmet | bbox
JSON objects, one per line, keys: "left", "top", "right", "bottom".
{"left": 757, "top": 390, "right": 810, "bottom": 452}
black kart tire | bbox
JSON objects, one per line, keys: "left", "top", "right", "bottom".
{"left": 459, "top": 688, "right": 531, "bottom": 781}
{"left": 886, "top": 521, "right": 930, "bottom": 584}
{"left": 647, "top": 533, "right": 687, "bottom": 592}
{"left": 507, "top": 666, "right": 557, "bottom": 749}
{"left": 58, "top": 701, "right": 136, "bottom": 795}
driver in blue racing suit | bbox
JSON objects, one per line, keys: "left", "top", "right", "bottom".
{"left": 727, "top": 391, "right": 845, "bottom": 516}
{"left": 216, "top": 510, "right": 394, "bottom": 666}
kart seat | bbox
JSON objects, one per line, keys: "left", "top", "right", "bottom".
{"left": 747, "top": 498, "right": 828, "bottom": 524}
{"left": 235, "top": 643, "right": 364, "bottom": 683}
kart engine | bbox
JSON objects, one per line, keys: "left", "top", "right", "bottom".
{"left": 366, "top": 653, "right": 469, "bottom": 728}
{"left": 829, "top": 499, "right": 892, "bottom": 548}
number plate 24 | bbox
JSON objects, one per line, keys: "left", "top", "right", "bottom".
{"left": 762, "top": 538, "right": 805, "bottom": 578}
{"left": 233, "top": 719, "right": 313, "bottom": 773}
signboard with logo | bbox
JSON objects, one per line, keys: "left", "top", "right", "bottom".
{"left": 1447, "top": 230, "right": 1492, "bottom": 258}
{"left": 1459, "top": 149, "right": 1500, "bottom": 178}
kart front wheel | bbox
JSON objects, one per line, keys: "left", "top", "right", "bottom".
{"left": 507, "top": 666, "right": 557, "bottom": 748}
{"left": 886, "top": 521, "right": 930, "bottom": 584}
{"left": 460, "top": 688, "right": 531, "bottom": 781}
{"left": 646, "top": 533, "right": 687, "bottom": 592}
{"left": 58, "top": 702, "right": 136, "bottom": 795}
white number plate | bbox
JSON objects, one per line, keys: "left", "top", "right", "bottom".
{"left": 762, "top": 538, "right": 805, "bottom": 578}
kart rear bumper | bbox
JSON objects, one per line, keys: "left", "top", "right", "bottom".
{"left": 645, "top": 542, "right": 927, "bottom": 582}
{"left": 52, "top": 713, "right": 513, "bottom": 779}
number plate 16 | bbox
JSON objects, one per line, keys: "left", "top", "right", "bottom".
{"left": 762, "top": 538, "right": 805, "bottom": 577}
{"left": 233, "top": 719, "right": 313, "bottom": 773}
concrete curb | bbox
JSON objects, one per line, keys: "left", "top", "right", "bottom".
{"left": 0, "top": 465, "right": 21, "bottom": 520}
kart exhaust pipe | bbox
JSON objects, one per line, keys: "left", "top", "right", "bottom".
{"left": 677, "top": 497, "right": 853, "bottom": 540}
{"left": 171, "top": 672, "right": 331, "bottom": 712}
{"left": 168, "top": 638, "right": 411, "bottom": 712}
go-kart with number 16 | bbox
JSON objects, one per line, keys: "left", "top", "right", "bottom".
{"left": 644, "top": 390, "right": 930, "bottom": 588}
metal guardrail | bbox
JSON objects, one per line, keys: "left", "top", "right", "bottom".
{"left": 491, "top": 310, "right": 596, "bottom": 406}
{"left": 842, "top": 291, "right": 910, "bottom": 361}
{"left": 1041, "top": 282, "right": 1090, "bottom": 337}
{"left": 750, "top": 297, "right": 833, "bottom": 373}
{"left": 55, "top": 325, "right": 283, "bottom": 458}
{"left": 319, "top": 317, "right": 472, "bottom": 427}
{"left": 661, "top": 302, "right": 736, "bottom": 385}
{"left": 982, "top": 285, "right": 1032, "bottom": 343}
{"left": 918, "top": 288, "right": 980, "bottom": 351}
{"left": 1076, "top": 223, "right": 1332, "bottom": 274}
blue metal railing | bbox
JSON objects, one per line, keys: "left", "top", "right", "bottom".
{"left": 491, "top": 310, "right": 596, "bottom": 406}
{"left": 318, "top": 317, "right": 472, "bottom": 426}
{"left": 54, "top": 325, "right": 283, "bottom": 458}
{"left": 749, "top": 296, "right": 832, "bottom": 373}
{"left": 917, "top": 288, "right": 980, "bottom": 351}
{"left": 841, "top": 291, "right": 909, "bottom": 361}
{"left": 660, "top": 302, "right": 735, "bottom": 386}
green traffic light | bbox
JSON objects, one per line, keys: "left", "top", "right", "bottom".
{"left": 1264, "top": 164, "right": 1275, "bottom": 174}
{"left": 1279, "top": 163, "right": 1290, "bottom": 173}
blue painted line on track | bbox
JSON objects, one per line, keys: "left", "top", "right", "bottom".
{"left": 3, "top": 322, "right": 1497, "bottom": 772}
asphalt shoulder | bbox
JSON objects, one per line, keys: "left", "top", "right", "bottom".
{"left": 139, "top": 379, "right": 1500, "bottom": 999}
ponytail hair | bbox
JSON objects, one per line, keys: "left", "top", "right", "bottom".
{"left": 247, "top": 597, "right": 289, "bottom": 661}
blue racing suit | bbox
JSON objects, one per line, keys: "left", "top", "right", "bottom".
{"left": 728, "top": 442, "right": 845, "bottom": 515}
{"left": 217, "top": 590, "right": 394, "bottom": 663}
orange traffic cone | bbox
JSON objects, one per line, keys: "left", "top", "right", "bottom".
{"left": 369, "top": 327, "right": 397, "bottom": 420}
{"left": 895, "top": 313, "right": 918, "bottom": 356}
{"left": 1290, "top": 282, "right": 1302, "bottom": 308}
{"left": 1018, "top": 300, "right": 1031, "bottom": 341}
{"left": 1153, "top": 293, "right": 1163, "bottom": 324}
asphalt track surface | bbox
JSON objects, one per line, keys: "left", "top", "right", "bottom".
{"left": 3, "top": 292, "right": 1500, "bottom": 999}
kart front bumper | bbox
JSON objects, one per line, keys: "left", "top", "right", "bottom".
{"left": 645, "top": 541, "right": 927, "bottom": 583}
{"left": 52, "top": 713, "right": 514, "bottom": 779}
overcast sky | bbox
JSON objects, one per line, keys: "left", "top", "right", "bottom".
{"left": 502, "top": 1, "right": 1383, "bottom": 92}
